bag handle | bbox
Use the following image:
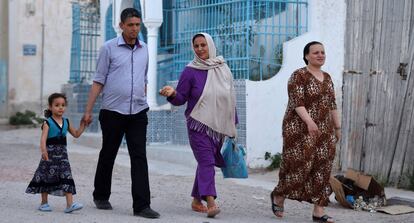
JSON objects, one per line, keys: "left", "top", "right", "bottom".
{"left": 226, "top": 136, "right": 246, "bottom": 155}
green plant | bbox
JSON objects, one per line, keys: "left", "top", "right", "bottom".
{"left": 9, "top": 110, "right": 43, "bottom": 126}
{"left": 264, "top": 152, "right": 282, "bottom": 170}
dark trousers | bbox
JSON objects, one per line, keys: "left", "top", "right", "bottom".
{"left": 93, "top": 108, "right": 150, "bottom": 212}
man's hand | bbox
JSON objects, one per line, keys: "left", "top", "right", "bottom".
{"left": 82, "top": 113, "right": 93, "bottom": 126}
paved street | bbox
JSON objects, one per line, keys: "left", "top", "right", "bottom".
{"left": 0, "top": 127, "right": 413, "bottom": 223}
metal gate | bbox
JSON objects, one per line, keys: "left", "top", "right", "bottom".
{"left": 69, "top": 2, "right": 100, "bottom": 83}
{"left": 341, "top": 0, "right": 414, "bottom": 187}
{"left": 171, "top": 0, "right": 308, "bottom": 81}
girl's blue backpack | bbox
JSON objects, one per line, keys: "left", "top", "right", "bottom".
{"left": 220, "top": 137, "right": 248, "bottom": 178}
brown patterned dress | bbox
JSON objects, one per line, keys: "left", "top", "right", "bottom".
{"left": 273, "top": 67, "right": 337, "bottom": 206}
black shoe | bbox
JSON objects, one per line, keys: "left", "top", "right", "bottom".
{"left": 134, "top": 207, "right": 160, "bottom": 219}
{"left": 94, "top": 200, "right": 113, "bottom": 210}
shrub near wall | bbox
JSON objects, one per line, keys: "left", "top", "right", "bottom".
{"left": 9, "top": 110, "right": 43, "bottom": 126}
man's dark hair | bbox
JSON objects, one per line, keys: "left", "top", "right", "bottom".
{"left": 303, "top": 41, "right": 323, "bottom": 65}
{"left": 120, "top": 8, "right": 141, "bottom": 23}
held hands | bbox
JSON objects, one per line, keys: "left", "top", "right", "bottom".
{"left": 80, "top": 119, "right": 87, "bottom": 127}
{"left": 81, "top": 113, "right": 93, "bottom": 127}
{"left": 159, "top": 86, "right": 176, "bottom": 98}
{"left": 79, "top": 118, "right": 87, "bottom": 135}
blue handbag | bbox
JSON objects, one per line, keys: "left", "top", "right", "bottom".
{"left": 220, "top": 137, "right": 248, "bottom": 178}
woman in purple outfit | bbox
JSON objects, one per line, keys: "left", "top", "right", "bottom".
{"left": 159, "top": 32, "right": 237, "bottom": 218}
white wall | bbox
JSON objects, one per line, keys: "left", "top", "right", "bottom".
{"left": 246, "top": 0, "right": 346, "bottom": 167}
{"left": 42, "top": 0, "right": 73, "bottom": 104}
{"left": 8, "top": 0, "right": 73, "bottom": 114}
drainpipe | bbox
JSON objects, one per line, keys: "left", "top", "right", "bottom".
{"left": 40, "top": 0, "right": 45, "bottom": 112}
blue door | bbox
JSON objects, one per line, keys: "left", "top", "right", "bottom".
{"left": 0, "top": 60, "right": 7, "bottom": 117}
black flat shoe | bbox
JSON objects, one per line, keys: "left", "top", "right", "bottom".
{"left": 134, "top": 207, "right": 160, "bottom": 219}
{"left": 312, "top": 214, "right": 334, "bottom": 222}
{"left": 270, "top": 192, "right": 284, "bottom": 218}
{"left": 93, "top": 200, "right": 113, "bottom": 210}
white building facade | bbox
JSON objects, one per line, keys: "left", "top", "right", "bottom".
{"left": 1, "top": 0, "right": 346, "bottom": 168}
{"left": 1, "top": 0, "right": 75, "bottom": 117}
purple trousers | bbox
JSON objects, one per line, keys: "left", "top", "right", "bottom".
{"left": 187, "top": 128, "right": 225, "bottom": 200}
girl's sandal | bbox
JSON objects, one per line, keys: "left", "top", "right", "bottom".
{"left": 207, "top": 205, "right": 220, "bottom": 218}
{"left": 270, "top": 192, "right": 284, "bottom": 218}
{"left": 312, "top": 215, "right": 334, "bottom": 223}
{"left": 191, "top": 202, "right": 208, "bottom": 213}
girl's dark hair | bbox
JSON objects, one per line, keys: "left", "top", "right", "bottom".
{"left": 303, "top": 41, "right": 323, "bottom": 65}
{"left": 192, "top": 33, "right": 205, "bottom": 44}
{"left": 44, "top": 93, "right": 67, "bottom": 118}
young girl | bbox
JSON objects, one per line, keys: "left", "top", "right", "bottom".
{"left": 26, "top": 93, "right": 86, "bottom": 213}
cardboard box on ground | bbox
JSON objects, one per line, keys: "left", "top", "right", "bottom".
{"left": 330, "top": 169, "right": 386, "bottom": 209}
{"left": 330, "top": 169, "right": 414, "bottom": 215}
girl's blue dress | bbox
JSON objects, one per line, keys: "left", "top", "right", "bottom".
{"left": 26, "top": 117, "right": 76, "bottom": 196}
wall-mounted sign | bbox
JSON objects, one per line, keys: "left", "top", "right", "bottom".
{"left": 23, "top": 44, "right": 36, "bottom": 56}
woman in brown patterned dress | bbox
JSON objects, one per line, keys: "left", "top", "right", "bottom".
{"left": 270, "top": 41, "right": 341, "bottom": 223}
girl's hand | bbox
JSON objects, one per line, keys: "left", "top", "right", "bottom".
{"left": 80, "top": 119, "right": 87, "bottom": 127}
{"left": 307, "top": 121, "right": 321, "bottom": 138}
{"left": 41, "top": 150, "right": 49, "bottom": 161}
{"left": 159, "top": 86, "right": 176, "bottom": 97}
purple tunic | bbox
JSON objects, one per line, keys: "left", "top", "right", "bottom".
{"left": 167, "top": 66, "right": 225, "bottom": 200}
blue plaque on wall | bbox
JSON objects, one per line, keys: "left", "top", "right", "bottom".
{"left": 23, "top": 44, "right": 37, "bottom": 56}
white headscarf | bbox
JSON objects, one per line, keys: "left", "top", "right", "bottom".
{"left": 187, "top": 33, "right": 237, "bottom": 138}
